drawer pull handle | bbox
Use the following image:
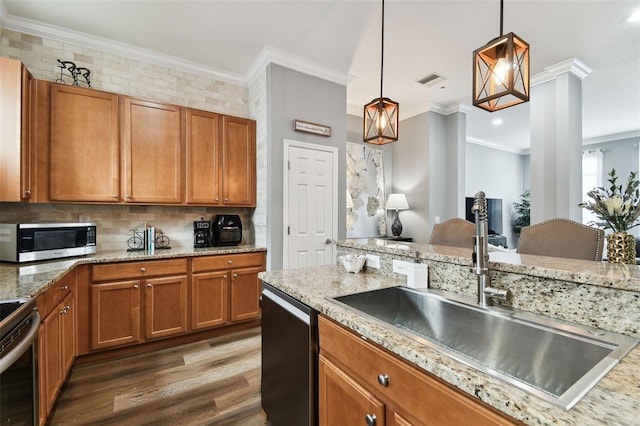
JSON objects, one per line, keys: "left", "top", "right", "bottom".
{"left": 377, "top": 374, "right": 389, "bottom": 387}
{"left": 140, "top": 267, "right": 146, "bottom": 273}
{"left": 365, "top": 414, "right": 377, "bottom": 426}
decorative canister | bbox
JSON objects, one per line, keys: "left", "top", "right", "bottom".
{"left": 607, "top": 232, "right": 636, "bottom": 264}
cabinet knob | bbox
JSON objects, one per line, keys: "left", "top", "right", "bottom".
{"left": 24, "top": 189, "right": 31, "bottom": 195}
{"left": 60, "top": 285, "right": 68, "bottom": 291}
{"left": 224, "top": 198, "right": 229, "bottom": 202}
{"left": 215, "top": 197, "right": 219, "bottom": 201}
{"left": 233, "top": 273, "right": 238, "bottom": 278}
{"left": 112, "top": 194, "right": 118, "bottom": 198}
{"left": 227, "top": 260, "right": 233, "bottom": 264}
{"left": 223, "top": 275, "right": 228, "bottom": 279}
{"left": 133, "top": 284, "right": 139, "bottom": 289}
{"left": 140, "top": 267, "right": 146, "bottom": 273}
{"left": 365, "top": 414, "right": 377, "bottom": 426}
{"left": 377, "top": 374, "right": 389, "bottom": 387}
{"left": 147, "top": 283, "right": 152, "bottom": 288}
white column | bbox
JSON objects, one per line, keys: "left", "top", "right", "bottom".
{"left": 530, "top": 58, "right": 591, "bottom": 224}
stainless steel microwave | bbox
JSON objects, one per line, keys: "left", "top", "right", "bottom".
{"left": 0, "top": 223, "right": 97, "bottom": 263}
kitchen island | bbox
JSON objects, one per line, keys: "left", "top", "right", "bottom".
{"left": 259, "top": 239, "right": 640, "bottom": 426}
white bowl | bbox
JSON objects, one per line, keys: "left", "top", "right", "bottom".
{"left": 341, "top": 254, "right": 366, "bottom": 273}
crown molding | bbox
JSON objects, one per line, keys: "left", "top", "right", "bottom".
{"left": 466, "top": 136, "right": 528, "bottom": 155}
{"left": 245, "top": 45, "right": 351, "bottom": 88}
{"left": 531, "top": 57, "right": 593, "bottom": 87}
{"left": 583, "top": 130, "right": 640, "bottom": 145}
{"left": 0, "top": 8, "right": 247, "bottom": 86}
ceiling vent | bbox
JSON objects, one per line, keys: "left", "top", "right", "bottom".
{"left": 418, "top": 73, "right": 446, "bottom": 87}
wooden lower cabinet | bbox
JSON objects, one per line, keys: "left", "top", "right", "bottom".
{"left": 318, "top": 315, "right": 520, "bottom": 426}
{"left": 91, "top": 259, "right": 188, "bottom": 351}
{"left": 37, "top": 274, "right": 76, "bottom": 426}
{"left": 191, "top": 252, "right": 266, "bottom": 330}
{"left": 319, "top": 354, "right": 386, "bottom": 426}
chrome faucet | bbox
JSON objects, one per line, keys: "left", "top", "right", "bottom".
{"left": 471, "top": 191, "right": 511, "bottom": 306}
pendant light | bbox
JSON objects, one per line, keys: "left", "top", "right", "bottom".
{"left": 363, "top": 0, "right": 399, "bottom": 145}
{"left": 473, "top": 0, "right": 529, "bottom": 112}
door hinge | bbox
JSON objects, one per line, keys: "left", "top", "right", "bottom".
{"left": 287, "top": 226, "right": 290, "bottom": 235}
{"left": 288, "top": 161, "right": 291, "bottom": 170}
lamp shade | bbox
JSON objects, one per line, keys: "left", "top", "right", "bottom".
{"left": 386, "top": 193, "right": 409, "bottom": 210}
{"left": 473, "top": 31, "right": 529, "bottom": 112}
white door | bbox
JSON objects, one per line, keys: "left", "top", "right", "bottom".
{"left": 284, "top": 141, "right": 337, "bottom": 269}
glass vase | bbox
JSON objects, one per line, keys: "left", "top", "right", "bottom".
{"left": 607, "top": 232, "right": 636, "bottom": 264}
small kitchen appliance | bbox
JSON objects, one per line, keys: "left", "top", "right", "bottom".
{"left": 0, "top": 222, "right": 96, "bottom": 263}
{"left": 193, "top": 218, "right": 212, "bottom": 248}
{"left": 213, "top": 215, "right": 242, "bottom": 246}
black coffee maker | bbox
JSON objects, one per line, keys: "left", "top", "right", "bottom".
{"left": 193, "top": 217, "right": 212, "bottom": 248}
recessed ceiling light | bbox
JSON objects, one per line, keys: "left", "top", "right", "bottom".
{"left": 628, "top": 9, "right": 640, "bottom": 22}
{"left": 492, "top": 118, "right": 503, "bottom": 126}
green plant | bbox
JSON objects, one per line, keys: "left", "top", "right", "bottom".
{"left": 579, "top": 168, "right": 640, "bottom": 233}
{"left": 512, "top": 189, "right": 530, "bottom": 237}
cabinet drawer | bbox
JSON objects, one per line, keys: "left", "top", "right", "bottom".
{"left": 318, "top": 315, "right": 518, "bottom": 426}
{"left": 92, "top": 258, "right": 187, "bottom": 282}
{"left": 191, "top": 252, "right": 265, "bottom": 273}
{"left": 39, "top": 269, "right": 76, "bottom": 318}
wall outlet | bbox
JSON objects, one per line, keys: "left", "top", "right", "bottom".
{"left": 365, "top": 254, "right": 380, "bottom": 269}
{"left": 392, "top": 259, "right": 410, "bottom": 275}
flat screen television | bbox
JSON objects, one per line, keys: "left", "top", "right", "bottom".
{"left": 465, "top": 197, "right": 503, "bottom": 235}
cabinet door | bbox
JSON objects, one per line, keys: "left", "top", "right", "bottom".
{"left": 60, "top": 292, "right": 76, "bottom": 377}
{"left": 319, "top": 355, "right": 386, "bottom": 426}
{"left": 229, "top": 266, "right": 262, "bottom": 322}
{"left": 50, "top": 84, "right": 120, "bottom": 202}
{"left": 191, "top": 271, "right": 228, "bottom": 330}
{"left": 122, "top": 97, "right": 182, "bottom": 203}
{"left": 185, "top": 108, "right": 221, "bottom": 204}
{"left": 91, "top": 280, "right": 141, "bottom": 350}
{"left": 144, "top": 275, "right": 188, "bottom": 339}
{"left": 0, "top": 58, "right": 33, "bottom": 202}
{"left": 40, "top": 305, "right": 62, "bottom": 419}
{"left": 221, "top": 115, "right": 256, "bottom": 206}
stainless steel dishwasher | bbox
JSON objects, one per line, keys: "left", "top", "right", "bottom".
{"left": 261, "top": 282, "right": 318, "bottom": 426}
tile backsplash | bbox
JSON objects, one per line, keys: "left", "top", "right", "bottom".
{"left": 0, "top": 203, "right": 255, "bottom": 252}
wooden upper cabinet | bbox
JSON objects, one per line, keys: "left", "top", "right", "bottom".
{"left": 222, "top": 116, "right": 256, "bottom": 206}
{"left": 122, "top": 97, "right": 182, "bottom": 204}
{"left": 50, "top": 84, "right": 120, "bottom": 202}
{"left": 185, "top": 108, "right": 221, "bottom": 204}
{"left": 0, "top": 58, "right": 34, "bottom": 202}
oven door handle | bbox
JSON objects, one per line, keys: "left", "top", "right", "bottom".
{"left": 0, "top": 310, "right": 40, "bottom": 375}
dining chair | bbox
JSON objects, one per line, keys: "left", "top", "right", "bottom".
{"left": 429, "top": 218, "right": 475, "bottom": 249}
{"left": 516, "top": 218, "right": 605, "bottom": 261}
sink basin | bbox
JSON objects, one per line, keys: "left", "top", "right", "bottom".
{"left": 330, "top": 286, "right": 637, "bottom": 410}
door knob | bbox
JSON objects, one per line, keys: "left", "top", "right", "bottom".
{"left": 324, "top": 238, "right": 333, "bottom": 245}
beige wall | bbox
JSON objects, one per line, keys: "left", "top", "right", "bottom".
{"left": 0, "top": 28, "right": 257, "bottom": 251}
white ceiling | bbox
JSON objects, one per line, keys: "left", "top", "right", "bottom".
{"left": 2, "top": 0, "right": 639, "bottom": 154}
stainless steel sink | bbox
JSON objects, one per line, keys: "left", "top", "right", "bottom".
{"left": 329, "top": 286, "right": 637, "bottom": 410}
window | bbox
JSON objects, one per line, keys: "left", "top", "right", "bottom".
{"left": 582, "top": 149, "right": 603, "bottom": 225}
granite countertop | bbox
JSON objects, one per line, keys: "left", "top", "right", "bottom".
{"left": 338, "top": 238, "right": 640, "bottom": 292}
{"left": 258, "top": 265, "right": 640, "bottom": 426}
{"left": 0, "top": 245, "right": 266, "bottom": 301}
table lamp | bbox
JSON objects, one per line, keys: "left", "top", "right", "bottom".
{"left": 386, "top": 193, "right": 410, "bottom": 237}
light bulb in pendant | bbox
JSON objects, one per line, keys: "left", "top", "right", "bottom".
{"left": 493, "top": 57, "right": 512, "bottom": 85}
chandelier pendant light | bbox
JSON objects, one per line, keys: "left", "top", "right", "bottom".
{"left": 364, "top": 0, "right": 399, "bottom": 145}
{"left": 473, "top": 0, "right": 529, "bottom": 112}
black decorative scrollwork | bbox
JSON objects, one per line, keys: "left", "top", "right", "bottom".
{"left": 56, "top": 59, "right": 92, "bottom": 88}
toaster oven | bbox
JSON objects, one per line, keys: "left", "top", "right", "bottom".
{"left": 213, "top": 215, "right": 242, "bottom": 246}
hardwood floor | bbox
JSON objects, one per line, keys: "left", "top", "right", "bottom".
{"left": 48, "top": 327, "right": 267, "bottom": 425}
